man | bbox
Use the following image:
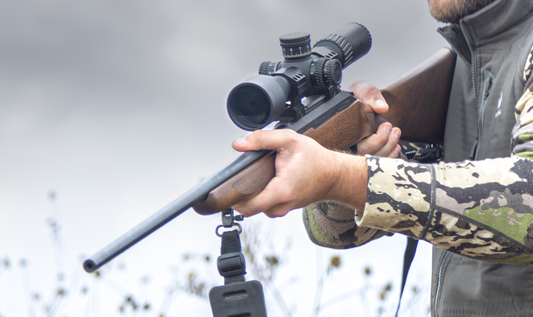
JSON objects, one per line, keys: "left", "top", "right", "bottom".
{"left": 233, "top": 0, "right": 533, "bottom": 316}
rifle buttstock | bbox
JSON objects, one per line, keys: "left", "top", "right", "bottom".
{"left": 382, "top": 47, "right": 456, "bottom": 144}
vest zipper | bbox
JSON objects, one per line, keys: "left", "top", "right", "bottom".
{"left": 460, "top": 21, "right": 478, "bottom": 103}
{"left": 460, "top": 20, "right": 490, "bottom": 160}
{"left": 473, "top": 74, "right": 494, "bottom": 159}
{"left": 433, "top": 251, "right": 452, "bottom": 317}
{"left": 434, "top": 20, "right": 478, "bottom": 316}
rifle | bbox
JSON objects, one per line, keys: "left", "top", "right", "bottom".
{"left": 83, "top": 23, "right": 456, "bottom": 273}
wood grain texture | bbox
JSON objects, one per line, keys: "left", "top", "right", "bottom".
{"left": 194, "top": 153, "right": 276, "bottom": 215}
{"left": 381, "top": 48, "right": 455, "bottom": 144}
{"left": 193, "top": 48, "right": 456, "bottom": 215}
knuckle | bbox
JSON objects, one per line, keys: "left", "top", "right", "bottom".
{"left": 235, "top": 207, "right": 252, "bottom": 217}
{"left": 282, "top": 128, "right": 297, "bottom": 137}
{"left": 281, "top": 129, "right": 299, "bottom": 145}
{"left": 357, "top": 143, "right": 371, "bottom": 155}
{"left": 349, "top": 82, "right": 366, "bottom": 98}
{"left": 377, "top": 132, "right": 389, "bottom": 144}
{"left": 366, "top": 85, "right": 380, "bottom": 95}
{"left": 350, "top": 81, "right": 367, "bottom": 90}
{"left": 287, "top": 134, "right": 299, "bottom": 145}
{"left": 265, "top": 211, "right": 279, "bottom": 218}
{"left": 350, "top": 81, "right": 378, "bottom": 98}
{"left": 266, "top": 207, "right": 286, "bottom": 218}
{"left": 371, "top": 134, "right": 388, "bottom": 148}
{"left": 279, "top": 189, "right": 297, "bottom": 206}
{"left": 251, "top": 130, "right": 263, "bottom": 141}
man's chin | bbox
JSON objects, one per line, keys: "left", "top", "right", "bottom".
{"left": 428, "top": 0, "right": 496, "bottom": 23}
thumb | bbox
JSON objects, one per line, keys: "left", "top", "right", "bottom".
{"left": 232, "top": 129, "right": 298, "bottom": 153}
{"left": 349, "top": 81, "right": 389, "bottom": 114}
{"left": 232, "top": 137, "right": 250, "bottom": 152}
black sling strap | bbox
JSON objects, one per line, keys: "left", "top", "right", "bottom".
{"left": 395, "top": 237, "right": 418, "bottom": 317}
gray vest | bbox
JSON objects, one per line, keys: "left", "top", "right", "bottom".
{"left": 432, "top": 1, "right": 533, "bottom": 316}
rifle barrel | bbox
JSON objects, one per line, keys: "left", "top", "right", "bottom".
{"left": 83, "top": 149, "right": 273, "bottom": 272}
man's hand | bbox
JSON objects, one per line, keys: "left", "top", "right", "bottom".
{"left": 230, "top": 81, "right": 399, "bottom": 219}
{"left": 350, "top": 81, "right": 401, "bottom": 158}
{"left": 232, "top": 129, "right": 368, "bottom": 218}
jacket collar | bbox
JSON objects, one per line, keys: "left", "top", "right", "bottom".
{"left": 438, "top": 0, "right": 533, "bottom": 64}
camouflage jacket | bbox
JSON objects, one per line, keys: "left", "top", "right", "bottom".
{"left": 304, "top": 0, "right": 533, "bottom": 266}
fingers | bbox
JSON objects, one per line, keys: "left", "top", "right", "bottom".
{"left": 231, "top": 130, "right": 297, "bottom": 217}
{"left": 357, "top": 122, "right": 401, "bottom": 158}
{"left": 233, "top": 176, "right": 295, "bottom": 218}
{"left": 349, "top": 81, "right": 400, "bottom": 159}
{"left": 231, "top": 129, "right": 338, "bottom": 218}
{"left": 349, "top": 81, "right": 389, "bottom": 114}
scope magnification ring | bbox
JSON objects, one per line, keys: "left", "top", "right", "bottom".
{"left": 324, "top": 59, "right": 342, "bottom": 86}
{"left": 310, "top": 58, "right": 327, "bottom": 90}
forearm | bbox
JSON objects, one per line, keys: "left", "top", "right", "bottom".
{"left": 326, "top": 151, "right": 368, "bottom": 210}
{"left": 358, "top": 156, "right": 533, "bottom": 265}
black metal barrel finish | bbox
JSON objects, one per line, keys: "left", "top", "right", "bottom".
{"left": 83, "top": 149, "right": 273, "bottom": 273}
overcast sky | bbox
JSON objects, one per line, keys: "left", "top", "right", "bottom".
{"left": 0, "top": 0, "right": 448, "bottom": 316}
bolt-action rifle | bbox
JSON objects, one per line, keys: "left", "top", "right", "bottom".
{"left": 83, "top": 23, "right": 456, "bottom": 273}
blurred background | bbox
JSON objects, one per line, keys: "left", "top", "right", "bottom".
{"left": 0, "top": 0, "right": 448, "bottom": 316}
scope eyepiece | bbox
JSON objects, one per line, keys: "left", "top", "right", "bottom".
{"left": 228, "top": 23, "right": 371, "bottom": 131}
{"left": 314, "top": 22, "right": 372, "bottom": 69}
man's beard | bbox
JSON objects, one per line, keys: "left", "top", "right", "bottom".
{"left": 428, "top": 0, "right": 497, "bottom": 23}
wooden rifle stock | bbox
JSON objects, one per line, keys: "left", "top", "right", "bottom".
{"left": 193, "top": 47, "right": 456, "bottom": 215}
{"left": 380, "top": 48, "right": 455, "bottom": 143}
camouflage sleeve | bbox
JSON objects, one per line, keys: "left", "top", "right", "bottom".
{"left": 301, "top": 142, "right": 442, "bottom": 249}
{"left": 303, "top": 201, "right": 392, "bottom": 249}
{"left": 356, "top": 54, "right": 533, "bottom": 266}
{"left": 512, "top": 65, "right": 533, "bottom": 158}
{"left": 362, "top": 155, "right": 533, "bottom": 265}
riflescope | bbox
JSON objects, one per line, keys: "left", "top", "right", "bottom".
{"left": 227, "top": 22, "right": 371, "bottom": 131}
